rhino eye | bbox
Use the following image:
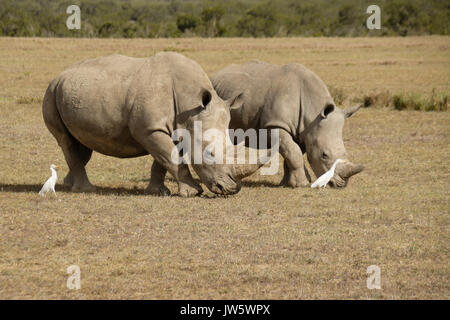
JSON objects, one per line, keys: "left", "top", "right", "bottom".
{"left": 321, "top": 152, "right": 329, "bottom": 159}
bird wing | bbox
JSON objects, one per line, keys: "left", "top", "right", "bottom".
{"left": 311, "top": 171, "right": 332, "bottom": 188}
{"left": 311, "top": 179, "right": 320, "bottom": 188}
{"left": 39, "top": 178, "right": 53, "bottom": 194}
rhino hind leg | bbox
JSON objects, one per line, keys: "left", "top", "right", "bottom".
{"left": 42, "top": 88, "right": 96, "bottom": 193}
{"left": 61, "top": 140, "right": 95, "bottom": 192}
{"left": 145, "top": 161, "right": 171, "bottom": 196}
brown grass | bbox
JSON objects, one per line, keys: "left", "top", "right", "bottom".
{"left": 0, "top": 37, "right": 449, "bottom": 299}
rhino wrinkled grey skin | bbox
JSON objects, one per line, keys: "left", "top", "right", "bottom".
{"left": 42, "top": 52, "right": 253, "bottom": 197}
{"left": 212, "top": 60, "right": 364, "bottom": 188}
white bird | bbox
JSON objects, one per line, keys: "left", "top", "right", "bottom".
{"left": 39, "top": 164, "right": 59, "bottom": 196}
{"left": 311, "top": 159, "right": 343, "bottom": 189}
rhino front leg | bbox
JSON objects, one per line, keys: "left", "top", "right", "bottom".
{"left": 136, "top": 131, "right": 203, "bottom": 197}
{"left": 146, "top": 161, "right": 171, "bottom": 196}
{"left": 281, "top": 161, "right": 311, "bottom": 185}
{"left": 278, "top": 130, "right": 309, "bottom": 187}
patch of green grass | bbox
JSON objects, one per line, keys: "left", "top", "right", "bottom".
{"left": 15, "top": 95, "right": 43, "bottom": 105}
{"left": 392, "top": 91, "right": 449, "bottom": 111}
{"left": 361, "top": 91, "right": 392, "bottom": 108}
{"left": 162, "top": 46, "right": 188, "bottom": 53}
{"left": 352, "top": 89, "right": 448, "bottom": 112}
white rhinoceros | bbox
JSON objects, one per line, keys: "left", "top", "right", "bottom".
{"left": 211, "top": 60, "right": 364, "bottom": 187}
{"left": 42, "top": 52, "right": 260, "bottom": 197}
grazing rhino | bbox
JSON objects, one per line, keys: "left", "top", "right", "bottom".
{"left": 211, "top": 60, "right": 364, "bottom": 187}
{"left": 42, "top": 52, "right": 258, "bottom": 197}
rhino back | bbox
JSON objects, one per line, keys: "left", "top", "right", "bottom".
{"left": 54, "top": 54, "right": 148, "bottom": 157}
{"left": 51, "top": 52, "right": 224, "bottom": 158}
{"left": 212, "top": 61, "right": 302, "bottom": 134}
{"left": 213, "top": 61, "right": 334, "bottom": 138}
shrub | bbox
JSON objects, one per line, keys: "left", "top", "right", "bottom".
{"left": 362, "top": 91, "right": 392, "bottom": 108}
{"left": 392, "top": 92, "right": 449, "bottom": 111}
{"left": 16, "top": 95, "right": 43, "bottom": 104}
{"left": 176, "top": 14, "right": 199, "bottom": 33}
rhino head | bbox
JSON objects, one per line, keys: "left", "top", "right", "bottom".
{"left": 302, "top": 103, "right": 364, "bottom": 187}
{"left": 179, "top": 89, "right": 247, "bottom": 196}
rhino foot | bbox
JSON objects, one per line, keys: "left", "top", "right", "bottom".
{"left": 71, "top": 183, "right": 96, "bottom": 193}
{"left": 63, "top": 173, "right": 74, "bottom": 187}
{"left": 284, "top": 179, "right": 310, "bottom": 188}
{"left": 281, "top": 169, "right": 310, "bottom": 188}
{"left": 145, "top": 184, "right": 171, "bottom": 196}
{"left": 178, "top": 182, "right": 203, "bottom": 197}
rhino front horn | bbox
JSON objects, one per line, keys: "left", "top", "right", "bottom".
{"left": 341, "top": 162, "right": 364, "bottom": 178}
{"left": 331, "top": 161, "right": 364, "bottom": 187}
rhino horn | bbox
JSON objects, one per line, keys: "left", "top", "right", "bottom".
{"left": 229, "top": 148, "right": 273, "bottom": 180}
{"left": 343, "top": 104, "right": 362, "bottom": 118}
{"left": 232, "top": 163, "right": 266, "bottom": 180}
{"left": 331, "top": 160, "right": 364, "bottom": 187}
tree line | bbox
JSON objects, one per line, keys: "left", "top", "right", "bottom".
{"left": 1, "top": 0, "right": 448, "bottom": 38}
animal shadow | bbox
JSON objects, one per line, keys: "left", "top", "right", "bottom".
{"left": 0, "top": 183, "right": 145, "bottom": 196}
{"left": 240, "top": 180, "right": 280, "bottom": 188}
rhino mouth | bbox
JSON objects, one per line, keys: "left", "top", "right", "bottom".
{"left": 329, "top": 161, "right": 364, "bottom": 188}
{"left": 209, "top": 174, "right": 241, "bottom": 195}
{"left": 329, "top": 174, "right": 348, "bottom": 188}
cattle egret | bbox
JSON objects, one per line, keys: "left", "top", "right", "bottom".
{"left": 311, "top": 159, "right": 343, "bottom": 188}
{"left": 39, "top": 164, "right": 59, "bottom": 196}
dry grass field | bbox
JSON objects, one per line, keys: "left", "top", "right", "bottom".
{"left": 0, "top": 36, "right": 449, "bottom": 299}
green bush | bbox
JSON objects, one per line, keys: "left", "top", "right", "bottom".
{"left": 176, "top": 14, "right": 199, "bottom": 33}
{"left": 392, "top": 92, "right": 449, "bottom": 111}
{"left": 0, "top": 0, "right": 448, "bottom": 38}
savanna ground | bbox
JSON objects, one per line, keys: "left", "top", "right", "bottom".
{"left": 0, "top": 36, "right": 448, "bottom": 299}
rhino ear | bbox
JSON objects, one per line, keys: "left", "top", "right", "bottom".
{"left": 201, "top": 89, "right": 212, "bottom": 109}
{"left": 343, "top": 104, "right": 362, "bottom": 118}
{"left": 320, "top": 103, "right": 335, "bottom": 119}
{"left": 226, "top": 92, "right": 245, "bottom": 110}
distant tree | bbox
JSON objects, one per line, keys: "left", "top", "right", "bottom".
{"left": 237, "top": 3, "right": 278, "bottom": 37}
{"left": 176, "top": 14, "right": 199, "bottom": 33}
{"left": 122, "top": 20, "right": 138, "bottom": 38}
{"left": 0, "top": 0, "right": 448, "bottom": 38}
{"left": 386, "top": 0, "right": 420, "bottom": 36}
{"left": 201, "top": 6, "right": 225, "bottom": 37}
{"left": 98, "top": 22, "right": 117, "bottom": 37}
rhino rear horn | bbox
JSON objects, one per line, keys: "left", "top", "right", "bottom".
{"left": 343, "top": 104, "right": 362, "bottom": 118}
{"left": 230, "top": 147, "right": 273, "bottom": 180}
{"left": 232, "top": 163, "right": 265, "bottom": 180}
